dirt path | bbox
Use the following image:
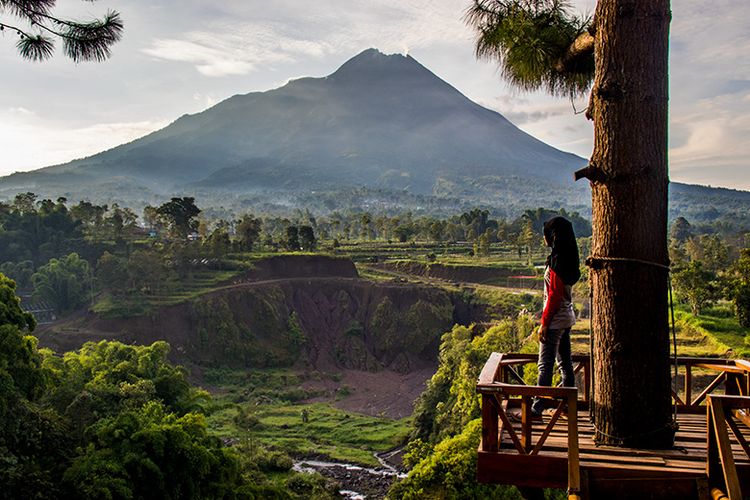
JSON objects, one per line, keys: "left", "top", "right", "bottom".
{"left": 359, "top": 264, "right": 542, "bottom": 296}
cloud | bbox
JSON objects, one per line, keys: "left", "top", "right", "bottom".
{"left": 7, "top": 107, "right": 34, "bottom": 116}
{"left": 483, "top": 95, "right": 584, "bottom": 126}
{"left": 669, "top": 93, "right": 750, "bottom": 189}
{"left": 140, "top": 0, "right": 467, "bottom": 77}
{"left": 0, "top": 111, "right": 170, "bottom": 174}
{"left": 143, "top": 37, "right": 257, "bottom": 77}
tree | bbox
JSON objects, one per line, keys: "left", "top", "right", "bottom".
{"left": 670, "top": 217, "right": 693, "bottom": 243}
{"left": 236, "top": 214, "right": 262, "bottom": 252}
{"left": 298, "top": 225, "right": 317, "bottom": 251}
{"left": 12, "top": 191, "right": 37, "bottom": 214}
{"left": 359, "top": 213, "right": 373, "bottom": 240}
{"left": 727, "top": 249, "right": 750, "bottom": 327}
{"left": 70, "top": 200, "right": 108, "bottom": 235}
{"left": 0, "top": 260, "right": 35, "bottom": 291}
{"left": 685, "top": 234, "right": 730, "bottom": 274}
{"left": 32, "top": 253, "right": 91, "bottom": 314}
{"left": 518, "top": 218, "right": 536, "bottom": 264}
{"left": 0, "top": 273, "right": 69, "bottom": 497}
{"left": 0, "top": 0, "right": 122, "bottom": 62}
{"left": 394, "top": 225, "right": 415, "bottom": 243}
{"left": 142, "top": 205, "right": 165, "bottom": 233}
{"left": 467, "top": 0, "right": 674, "bottom": 447}
{"left": 104, "top": 204, "right": 138, "bottom": 243}
{"left": 284, "top": 226, "right": 300, "bottom": 251}
{"left": 128, "top": 249, "right": 170, "bottom": 295}
{"left": 428, "top": 220, "right": 447, "bottom": 243}
{"left": 96, "top": 251, "right": 128, "bottom": 296}
{"left": 204, "top": 227, "right": 231, "bottom": 258}
{"left": 477, "top": 232, "right": 491, "bottom": 257}
{"left": 672, "top": 261, "right": 717, "bottom": 316}
{"left": 156, "top": 197, "right": 201, "bottom": 239}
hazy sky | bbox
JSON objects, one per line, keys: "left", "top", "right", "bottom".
{"left": 1, "top": 0, "right": 748, "bottom": 190}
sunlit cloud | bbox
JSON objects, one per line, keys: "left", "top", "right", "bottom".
{"left": 0, "top": 111, "right": 171, "bottom": 172}
{"left": 141, "top": 0, "right": 466, "bottom": 77}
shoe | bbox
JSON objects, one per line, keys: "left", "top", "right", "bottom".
{"left": 508, "top": 409, "right": 542, "bottom": 423}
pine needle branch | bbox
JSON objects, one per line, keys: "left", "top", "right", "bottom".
{"left": 465, "top": 0, "right": 594, "bottom": 97}
{"left": 0, "top": 0, "right": 122, "bottom": 62}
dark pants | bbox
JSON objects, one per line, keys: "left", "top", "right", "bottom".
{"left": 532, "top": 327, "right": 575, "bottom": 415}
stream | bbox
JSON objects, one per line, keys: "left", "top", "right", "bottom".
{"left": 293, "top": 449, "right": 406, "bottom": 499}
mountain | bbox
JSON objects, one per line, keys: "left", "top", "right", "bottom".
{"left": 1, "top": 48, "right": 748, "bottom": 223}
{"left": 0, "top": 49, "right": 589, "bottom": 211}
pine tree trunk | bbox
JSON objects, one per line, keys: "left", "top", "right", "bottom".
{"left": 589, "top": 0, "right": 674, "bottom": 448}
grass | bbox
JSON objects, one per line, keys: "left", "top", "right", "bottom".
{"left": 207, "top": 396, "right": 409, "bottom": 467}
{"left": 334, "top": 239, "right": 544, "bottom": 266}
{"left": 92, "top": 269, "right": 241, "bottom": 317}
{"left": 355, "top": 265, "right": 398, "bottom": 282}
{"left": 673, "top": 303, "right": 748, "bottom": 357}
{"left": 562, "top": 304, "right": 747, "bottom": 358}
{"left": 202, "top": 368, "right": 410, "bottom": 467}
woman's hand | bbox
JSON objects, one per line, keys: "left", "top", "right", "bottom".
{"left": 537, "top": 324, "right": 548, "bottom": 343}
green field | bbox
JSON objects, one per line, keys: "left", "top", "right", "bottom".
{"left": 203, "top": 368, "right": 410, "bottom": 467}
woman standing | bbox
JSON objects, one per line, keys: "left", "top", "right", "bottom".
{"left": 531, "top": 216, "right": 581, "bottom": 417}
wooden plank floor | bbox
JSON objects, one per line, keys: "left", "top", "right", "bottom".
{"left": 478, "top": 410, "right": 750, "bottom": 498}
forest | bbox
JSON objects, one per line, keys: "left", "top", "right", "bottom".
{"left": 0, "top": 190, "right": 748, "bottom": 498}
{"left": 0, "top": 192, "right": 747, "bottom": 327}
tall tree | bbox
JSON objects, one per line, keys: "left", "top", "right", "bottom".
{"left": 0, "top": 0, "right": 122, "bottom": 61}
{"left": 284, "top": 226, "right": 300, "bottom": 251}
{"left": 236, "top": 214, "right": 262, "bottom": 252}
{"left": 157, "top": 197, "right": 201, "bottom": 239}
{"left": 298, "top": 225, "right": 317, "bottom": 251}
{"left": 467, "top": 0, "right": 674, "bottom": 447}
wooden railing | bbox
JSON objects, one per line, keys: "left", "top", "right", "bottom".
{"left": 477, "top": 353, "right": 750, "bottom": 499}
{"left": 480, "top": 352, "right": 592, "bottom": 406}
{"left": 707, "top": 395, "right": 750, "bottom": 500}
{"left": 672, "top": 358, "right": 750, "bottom": 411}
{"left": 478, "top": 353, "right": 581, "bottom": 499}
{"left": 478, "top": 352, "right": 750, "bottom": 412}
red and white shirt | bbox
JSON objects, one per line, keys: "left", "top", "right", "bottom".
{"left": 541, "top": 266, "right": 576, "bottom": 330}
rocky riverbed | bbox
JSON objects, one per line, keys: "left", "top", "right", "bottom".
{"left": 293, "top": 449, "right": 406, "bottom": 499}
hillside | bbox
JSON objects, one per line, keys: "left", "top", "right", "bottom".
{"left": 36, "top": 255, "right": 483, "bottom": 374}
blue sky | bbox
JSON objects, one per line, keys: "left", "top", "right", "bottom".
{"left": 1, "top": 0, "right": 748, "bottom": 190}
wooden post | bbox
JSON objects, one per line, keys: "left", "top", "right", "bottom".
{"left": 567, "top": 392, "right": 581, "bottom": 499}
{"left": 685, "top": 364, "right": 692, "bottom": 408}
{"left": 521, "top": 395, "right": 532, "bottom": 452}
{"left": 711, "top": 488, "right": 729, "bottom": 500}
{"left": 482, "top": 394, "right": 499, "bottom": 452}
{"left": 726, "top": 373, "right": 740, "bottom": 397}
{"left": 708, "top": 398, "right": 742, "bottom": 499}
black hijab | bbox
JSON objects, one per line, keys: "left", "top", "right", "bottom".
{"left": 543, "top": 216, "right": 580, "bottom": 286}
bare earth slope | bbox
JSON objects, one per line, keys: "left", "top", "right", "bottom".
{"left": 35, "top": 255, "right": 484, "bottom": 417}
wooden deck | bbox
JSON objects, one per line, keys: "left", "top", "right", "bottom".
{"left": 477, "top": 353, "right": 750, "bottom": 499}
{"left": 479, "top": 408, "right": 750, "bottom": 498}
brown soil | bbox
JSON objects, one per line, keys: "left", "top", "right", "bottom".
{"left": 301, "top": 367, "right": 434, "bottom": 419}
